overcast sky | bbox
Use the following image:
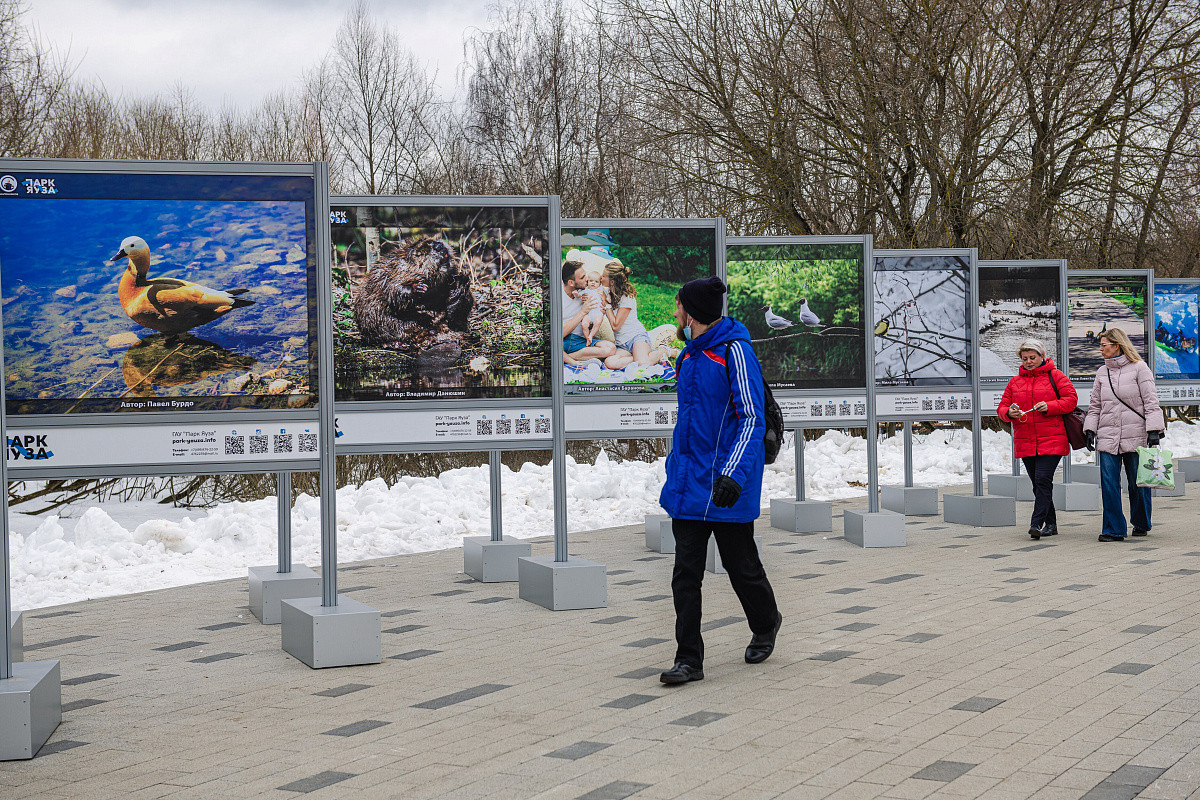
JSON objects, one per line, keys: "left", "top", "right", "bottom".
{"left": 25, "top": 0, "right": 493, "bottom": 109}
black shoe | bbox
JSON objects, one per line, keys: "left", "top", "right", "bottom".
{"left": 1098, "top": 534, "right": 1126, "bottom": 542}
{"left": 1132, "top": 529, "right": 1149, "bottom": 537}
{"left": 745, "top": 612, "right": 783, "bottom": 664}
{"left": 1041, "top": 524, "right": 1058, "bottom": 537}
{"left": 660, "top": 662, "right": 704, "bottom": 684}
{"left": 1028, "top": 527, "right": 1041, "bottom": 540}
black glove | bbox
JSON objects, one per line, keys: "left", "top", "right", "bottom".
{"left": 1148, "top": 431, "right": 1162, "bottom": 447}
{"left": 1085, "top": 430, "right": 1096, "bottom": 452}
{"left": 711, "top": 475, "right": 742, "bottom": 508}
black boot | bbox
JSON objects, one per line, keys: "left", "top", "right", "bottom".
{"left": 1041, "top": 524, "right": 1058, "bottom": 537}
{"left": 660, "top": 662, "right": 704, "bottom": 684}
{"left": 745, "top": 612, "right": 783, "bottom": 664}
{"left": 1028, "top": 527, "right": 1041, "bottom": 540}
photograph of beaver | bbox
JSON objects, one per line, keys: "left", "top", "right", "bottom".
{"left": 352, "top": 236, "right": 474, "bottom": 357}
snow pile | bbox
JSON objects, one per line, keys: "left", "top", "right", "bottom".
{"left": 10, "top": 423, "right": 1200, "bottom": 610}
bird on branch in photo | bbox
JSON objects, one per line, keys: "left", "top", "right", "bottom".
{"left": 874, "top": 318, "right": 890, "bottom": 336}
{"left": 763, "top": 305, "right": 795, "bottom": 331}
{"left": 109, "top": 236, "right": 255, "bottom": 335}
{"left": 798, "top": 299, "right": 821, "bottom": 327}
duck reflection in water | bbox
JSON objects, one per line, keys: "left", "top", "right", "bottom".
{"left": 122, "top": 333, "right": 256, "bottom": 396}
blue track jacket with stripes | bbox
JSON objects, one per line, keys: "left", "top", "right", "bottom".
{"left": 659, "top": 316, "right": 766, "bottom": 523}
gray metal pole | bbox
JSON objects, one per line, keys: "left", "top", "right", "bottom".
{"left": 969, "top": 250, "right": 984, "bottom": 496}
{"left": 903, "top": 423, "right": 914, "bottom": 488}
{"left": 794, "top": 430, "right": 806, "bottom": 502}
{"left": 548, "top": 198, "right": 569, "bottom": 562}
{"left": 489, "top": 450, "right": 503, "bottom": 542}
{"left": 1060, "top": 259, "right": 1072, "bottom": 484}
{"left": 1011, "top": 438, "right": 1020, "bottom": 477}
{"left": 277, "top": 471, "right": 292, "bottom": 574}
{"left": 314, "top": 162, "right": 338, "bottom": 607}
{"left": 0, "top": 298, "right": 10, "bottom": 680}
{"left": 865, "top": 238, "right": 880, "bottom": 513}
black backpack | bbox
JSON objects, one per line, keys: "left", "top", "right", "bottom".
{"left": 724, "top": 339, "right": 785, "bottom": 465}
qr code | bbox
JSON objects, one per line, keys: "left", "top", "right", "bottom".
{"left": 948, "top": 398, "right": 959, "bottom": 410}
{"left": 654, "top": 410, "right": 669, "bottom": 425}
{"left": 535, "top": 418, "right": 550, "bottom": 434}
{"left": 934, "top": 399, "right": 946, "bottom": 411}
{"left": 250, "top": 435, "right": 268, "bottom": 454}
{"left": 516, "top": 418, "right": 531, "bottom": 435}
{"left": 273, "top": 434, "right": 293, "bottom": 453}
{"left": 962, "top": 397, "right": 972, "bottom": 411}
{"left": 497, "top": 418, "right": 511, "bottom": 435}
{"left": 853, "top": 402, "right": 866, "bottom": 415}
{"left": 838, "top": 404, "right": 850, "bottom": 416}
{"left": 810, "top": 404, "right": 822, "bottom": 416}
{"left": 671, "top": 409, "right": 679, "bottom": 423}
{"left": 921, "top": 398, "right": 934, "bottom": 411}
{"left": 299, "top": 433, "right": 317, "bottom": 452}
{"left": 477, "top": 419, "right": 493, "bottom": 436}
{"left": 225, "top": 436, "right": 245, "bottom": 455}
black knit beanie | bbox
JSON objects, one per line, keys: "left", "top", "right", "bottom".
{"left": 678, "top": 276, "right": 726, "bottom": 324}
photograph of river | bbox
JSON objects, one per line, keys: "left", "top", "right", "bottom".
{"left": 978, "top": 264, "right": 1061, "bottom": 381}
{"left": 1067, "top": 274, "right": 1149, "bottom": 380}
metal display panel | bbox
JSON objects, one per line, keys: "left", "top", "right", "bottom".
{"left": 329, "top": 196, "right": 556, "bottom": 451}
{"left": 726, "top": 236, "right": 869, "bottom": 424}
{"left": 0, "top": 158, "right": 326, "bottom": 478}
{"left": 1066, "top": 270, "right": 1153, "bottom": 386}
{"left": 560, "top": 218, "right": 723, "bottom": 438}
{"left": 1151, "top": 279, "right": 1200, "bottom": 404}
{"left": 872, "top": 249, "right": 975, "bottom": 421}
{"left": 977, "top": 260, "right": 1068, "bottom": 412}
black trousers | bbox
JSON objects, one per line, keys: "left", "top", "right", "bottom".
{"left": 671, "top": 518, "right": 779, "bottom": 668}
{"left": 1021, "top": 454, "right": 1062, "bottom": 530}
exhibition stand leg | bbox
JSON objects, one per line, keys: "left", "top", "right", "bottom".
{"left": 281, "top": 164, "right": 381, "bottom": 667}
{"left": 770, "top": 429, "right": 833, "bottom": 532}
{"left": 1053, "top": 449, "right": 1102, "bottom": 508}
{"left": 0, "top": 340, "right": 60, "bottom": 759}
{"left": 645, "top": 438, "right": 675, "bottom": 552}
{"left": 249, "top": 472, "right": 320, "bottom": 625}
{"left": 464, "top": 451, "right": 530, "bottom": 582}
{"left": 518, "top": 200, "right": 606, "bottom": 610}
{"left": 987, "top": 438, "right": 1034, "bottom": 500}
{"left": 1176, "top": 457, "right": 1200, "bottom": 483}
{"left": 879, "top": 423, "right": 938, "bottom": 516}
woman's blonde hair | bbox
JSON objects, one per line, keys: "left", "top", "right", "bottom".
{"left": 1100, "top": 327, "right": 1142, "bottom": 362}
{"left": 603, "top": 259, "right": 636, "bottom": 301}
{"left": 1017, "top": 339, "right": 1046, "bottom": 358}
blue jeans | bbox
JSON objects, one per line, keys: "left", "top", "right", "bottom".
{"left": 1099, "top": 451, "right": 1151, "bottom": 537}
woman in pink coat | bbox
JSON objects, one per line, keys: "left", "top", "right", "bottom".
{"left": 997, "top": 339, "right": 1077, "bottom": 540}
{"left": 1083, "top": 328, "right": 1165, "bottom": 542}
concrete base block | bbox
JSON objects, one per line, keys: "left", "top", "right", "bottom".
{"left": 9, "top": 610, "right": 22, "bottom": 664}
{"left": 944, "top": 494, "right": 1017, "bottom": 527}
{"left": 280, "top": 596, "right": 381, "bottom": 669}
{"left": 248, "top": 565, "right": 321, "bottom": 625}
{"left": 0, "top": 660, "right": 61, "bottom": 760}
{"left": 770, "top": 498, "right": 833, "bottom": 532}
{"left": 843, "top": 510, "right": 906, "bottom": 547}
{"left": 518, "top": 556, "right": 607, "bottom": 610}
{"left": 463, "top": 536, "right": 531, "bottom": 582}
{"left": 1071, "top": 464, "right": 1101, "bottom": 484}
{"left": 1053, "top": 481, "right": 1100, "bottom": 510}
{"left": 987, "top": 473, "right": 1034, "bottom": 501}
{"left": 1154, "top": 475, "right": 1185, "bottom": 496}
{"left": 644, "top": 514, "right": 668, "bottom": 534}
{"left": 706, "top": 535, "right": 763, "bottom": 575}
{"left": 879, "top": 486, "right": 939, "bottom": 516}
{"left": 645, "top": 519, "right": 675, "bottom": 554}
{"left": 1178, "top": 458, "right": 1200, "bottom": 482}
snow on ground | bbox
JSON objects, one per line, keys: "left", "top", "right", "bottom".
{"left": 11, "top": 424, "right": 1200, "bottom": 610}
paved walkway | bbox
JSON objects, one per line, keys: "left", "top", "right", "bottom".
{"left": 4, "top": 486, "right": 1200, "bottom": 800}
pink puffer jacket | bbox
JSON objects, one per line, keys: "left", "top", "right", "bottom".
{"left": 1084, "top": 356, "right": 1164, "bottom": 454}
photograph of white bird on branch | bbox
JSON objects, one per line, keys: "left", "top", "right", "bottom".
{"left": 873, "top": 255, "right": 972, "bottom": 387}
{"left": 978, "top": 265, "right": 1061, "bottom": 381}
{"left": 0, "top": 173, "right": 316, "bottom": 416}
{"left": 725, "top": 243, "right": 865, "bottom": 390}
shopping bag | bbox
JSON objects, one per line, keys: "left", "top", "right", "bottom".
{"left": 1136, "top": 446, "right": 1175, "bottom": 490}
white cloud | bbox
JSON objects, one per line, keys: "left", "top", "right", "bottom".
{"left": 25, "top": 0, "right": 491, "bottom": 109}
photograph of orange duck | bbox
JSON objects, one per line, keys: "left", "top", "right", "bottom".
{"left": 110, "top": 235, "right": 255, "bottom": 335}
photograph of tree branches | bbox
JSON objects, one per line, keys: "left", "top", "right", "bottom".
{"left": 874, "top": 256, "right": 972, "bottom": 387}
{"left": 726, "top": 242, "right": 865, "bottom": 390}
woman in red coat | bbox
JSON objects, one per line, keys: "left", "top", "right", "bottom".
{"left": 996, "top": 339, "right": 1078, "bottom": 540}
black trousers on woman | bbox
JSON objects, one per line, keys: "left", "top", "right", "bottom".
{"left": 1022, "top": 454, "right": 1062, "bottom": 530}
{"left": 671, "top": 518, "right": 779, "bottom": 669}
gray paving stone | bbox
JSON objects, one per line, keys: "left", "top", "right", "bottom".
{"left": 614, "top": 579, "right": 649, "bottom": 585}
{"left": 992, "top": 595, "right": 1029, "bottom": 602}
{"left": 871, "top": 573, "right": 922, "bottom": 584}
{"left": 818, "top": 559, "right": 847, "bottom": 565}
{"left": 381, "top": 609, "right": 419, "bottom": 617}
{"left": 592, "top": 616, "right": 636, "bottom": 625}
{"left": 828, "top": 587, "right": 864, "bottom": 594}
{"left": 61, "top": 673, "right": 117, "bottom": 686}
{"left": 32, "top": 610, "right": 80, "bottom": 619}
{"left": 853, "top": 673, "right": 902, "bottom": 686}
{"left": 545, "top": 741, "right": 612, "bottom": 760}
{"left": 900, "top": 633, "right": 941, "bottom": 643}
{"left": 1121, "top": 625, "right": 1164, "bottom": 634}
{"left": 634, "top": 556, "right": 666, "bottom": 562}
{"left": 1061, "top": 584, "right": 1095, "bottom": 591}
{"left": 1107, "top": 764, "right": 1168, "bottom": 786}
{"left": 981, "top": 554, "right": 1011, "bottom": 559}
{"left": 61, "top": 699, "right": 107, "bottom": 713}
{"left": 1079, "top": 785, "right": 1142, "bottom": 800}
{"left": 601, "top": 694, "right": 659, "bottom": 709}
{"left": 911, "top": 760, "right": 976, "bottom": 782}
{"left": 622, "top": 638, "right": 669, "bottom": 648}
{"left": 836, "top": 606, "right": 875, "bottom": 614}
{"left": 1171, "top": 568, "right": 1200, "bottom": 575}
{"left": 313, "top": 683, "right": 372, "bottom": 698}
{"left": 38, "top": 740, "right": 89, "bottom": 755}
{"left": 941, "top": 544, "right": 969, "bottom": 548}
{"left": 607, "top": 569, "right": 633, "bottom": 575}
{"left": 788, "top": 548, "right": 816, "bottom": 555}
{"left": 470, "top": 596, "right": 510, "bottom": 604}
{"left": 1005, "top": 577, "right": 1036, "bottom": 583}
{"left": 23, "top": 634, "right": 98, "bottom": 651}
{"left": 1106, "top": 663, "right": 1153, "bottom": 675}
{"left": 339, "top": 585, "right": 374, "bottom": 593}
{"left": 321, "top": 719, "right": 391, "bottom": 737}
{"left": 635, "top": 595, "right": 670, "bottom": 602}
{"left": 413, "top": 684, "right": 510, "bottom": 709}
{"left": 388, "top": 649, "right": 440, "bottom": 660}
{"left": 432, "top": 589, "right": 471, "bottom": 597}
{"left": 153, "top": 640, "right": 208, "bottom": 652}
{"left": 382, "top": 624, "right": 427, "bottom": 634}
{"left": 836, "top": 622, "right": 877, "bottom": 632}
{"left": 199, "top": 621, "right": 245, "bottom": 631}
{"left": 951, "top": 696, "right": 1004, "bottom": 712}
{"left": 278, "top": 771, "right": 355, "bottom": 793}
{"left": 811, "top": 650, "right": 857, "bottom": 662}
{"left": 1014, "top": 543, "right": 1055, "bottom": 551}
{"left": 997, "top": 566, "right": 1028, "bottom": 572}
{"left": 1130, "top": 559, "right": 1158, "bottom": 565}
{"left": 700, "top": 616, "right": 745, "bottom": 632}
{"left": 188, "top": 652, "right": 244, "bottom": 664}
{"left": 671, "top": 711, "right": 729, "bottom": 727}
{"left": 1037, "top": 610, "right": 1076, "bottom": 618}
{"left": 617, "top": 667, "right": 661, "bottom": 679}
{"left": 791, "top": 573, "right": 823, "bottom": 579}
{"left": 576, "top": 781, "right": 651, "bottom": 800}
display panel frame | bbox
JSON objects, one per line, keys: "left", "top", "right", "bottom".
{"left": 726, "top": 235, "right": 870, "bottom": 424}
{"left": 328, "top": 195, "right": 559, "bottom": 452}
{"left": 872, "top": 248, "right": 976, "bottom": 420}
{"left": 1151, "top": 278, "right": 1200, "bottom": 404}
{"left": 1065, "top": 269, "right": 1154, "bottom": 385}
{"left": 0, "top": 157, "right": 328, "bottom": 478}
{"left": 560, "top": 218, "right": 724, "bottom": 439}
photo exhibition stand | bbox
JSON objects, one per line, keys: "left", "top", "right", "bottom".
{"left": 517, "top": 204, "right": 607, "bottom": 610}
{"left": 280, "top": 164, "right": 382, "bottom": 668}
{"left": 771, "top": 426, "right": 833, "bottom": 532}
{"left": 463, "top": 450, "right": 531, "bottom": 582}
{"left": 248, "top": 471, "right": 320, "bottom": 624}
{"left": 878, "top": 422, "right": 938, "bottom": 516}
{"left": 1151, "top": 277, "right": 1200, "bottom": 497}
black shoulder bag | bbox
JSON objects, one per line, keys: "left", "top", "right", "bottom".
{"left": 1047, "top": 368, "right": 1088, "bottom": 450}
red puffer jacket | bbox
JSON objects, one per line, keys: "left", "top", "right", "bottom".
{"left": 996, "top": 359, "right": 1077, "bottom": 457}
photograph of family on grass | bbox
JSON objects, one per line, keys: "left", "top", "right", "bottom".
{"left": 331, "top": 203, "right": 551, "bottom": 401}
{"left": 561, "top": 226, "right": 716, "bottom": 394}
{"left": 725, "top": 242, "right": 866, "bottom": 391}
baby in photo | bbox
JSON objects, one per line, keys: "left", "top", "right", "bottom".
{"left": 580, "top": 270, "right": 609, "bottom": 345}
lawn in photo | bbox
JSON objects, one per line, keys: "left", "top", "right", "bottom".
{"left": 726, "top": 242, "right": 865, "bottom": 390}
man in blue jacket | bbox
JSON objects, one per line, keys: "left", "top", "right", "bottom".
{"left": 659, "top": 276, "right": 781, "bottom": 685}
